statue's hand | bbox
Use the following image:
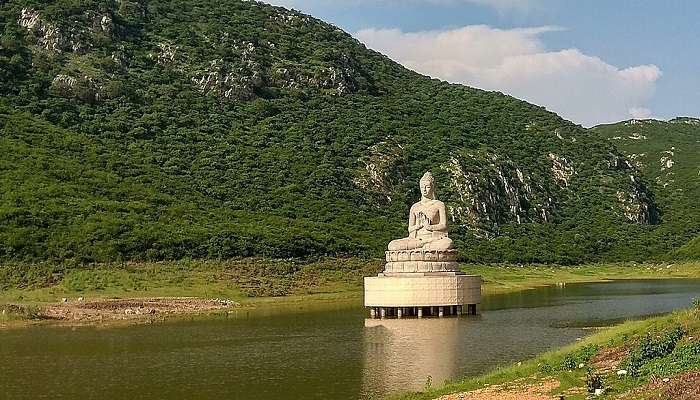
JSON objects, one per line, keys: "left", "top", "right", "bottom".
{"left": 423, "top": 223, "right": 433, "bottom": 231}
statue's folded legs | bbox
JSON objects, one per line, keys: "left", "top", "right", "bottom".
{"left": 422, "top": 237, "right": 452, "bottom": 251}
{"left": 387, "top": 237, "right": 453, "bottom": 251}
{"left": 387, "top": 238, "right": 420, "bottom": 251}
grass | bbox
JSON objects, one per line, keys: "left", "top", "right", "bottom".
{"left": 1, "top": 259, "right": 698, "bottom": 326}
{"left": 1, "top": 260, "right": 698, "bottom": 305}
{"left": 391, "top": 304, "right": 700, "bottom": 400}
{"left": 0, "top": 258, "right": 383, "bottom": 306}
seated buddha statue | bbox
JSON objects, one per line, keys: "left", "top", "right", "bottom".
{"left": 388, "top": 172, "right": 453, "bottom": 252}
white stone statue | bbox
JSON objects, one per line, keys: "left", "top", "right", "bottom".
{"left": 366, "top": 171, "right": 481, "bottom": 318}
{"left": 388, "top": 171, "right": 453, "bottom": 251}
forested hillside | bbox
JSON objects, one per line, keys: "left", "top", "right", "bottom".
{"left": 0, "top": 0, "right": 689, "bottom": 264}
{"left": 595, "top": 118, "right": 700, "bottom": 259}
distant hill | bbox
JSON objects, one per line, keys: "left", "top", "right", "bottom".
{"left": 0, "top": 0, "right": 685, "bottom": 264}
{"left": 594, "top": 118, "right": 700, "bottom": 259}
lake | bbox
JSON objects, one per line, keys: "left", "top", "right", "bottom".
{"left": 2, "top": 279, "right": 700, "bottom": 399}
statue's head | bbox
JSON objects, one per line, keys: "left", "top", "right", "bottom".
{"left": 419, "top": 171, "right": 436, "bottom": 199}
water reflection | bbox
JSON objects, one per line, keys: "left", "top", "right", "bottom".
{"left": 362, "top": 317, "right": 462, "bottom": 394}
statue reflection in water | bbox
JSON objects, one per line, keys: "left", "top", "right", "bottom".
{"left": 361, "top": 317, "right": 462, "bottom": 396}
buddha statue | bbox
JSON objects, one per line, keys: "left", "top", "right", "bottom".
{"left": 388, "top": 172, "right": 453, "bottom": 252}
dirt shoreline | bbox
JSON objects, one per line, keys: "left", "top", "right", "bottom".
{"left": 1, "top": 297, "right": 244, "bottom": 328}
{"left": 0, "top": 291, "right": 366, "bottom": 329}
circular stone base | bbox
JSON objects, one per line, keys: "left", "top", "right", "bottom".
{"left": 364, "top": 274, "right": 481, "bottom": 307}
{"left": 384, "top": 261, "right": 459, "bottom": 273}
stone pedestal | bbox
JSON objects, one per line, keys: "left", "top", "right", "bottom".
{"left": 364, "top": 250, "right": 481, "bottom": 318}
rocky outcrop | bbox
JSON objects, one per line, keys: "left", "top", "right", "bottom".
{"left": 155, "top": 43, "right": 178, "bottom": 66}
{"left": 660, "top": 148, "right": 675, "bottom": 171}
{"left": 51, "top": 74, "right": 104, "bottom": 102}
{"left": 548, "top": 153, "right": 576, "bottom": 188}
{"left": 17, "top": 8, "right": 114, "bottom": 55}
{"left": 192, "top": 58, "right": 262, "bottom": 101}
{"left": 353, "top": 140, "right": 404, "bottom": 202}
{"left": 18, "top": 8, "right": 66, "bottom": 53}
{"left": 189, "top": 39, "right": 359, "bottom": 100}
{"left": 615, "top": 182, "right": 654, "bottom": 224}
{"left": 441, "top": 152, "right": 555, "bottom": 233}
{"left": 609, "top": 154, "right": 633, "bottom": 170}
{"left": 270, "top": 53, "right": 360, "bottom": 95}
{"left": 669, "top": 117, "right": 700, "bottom": 125}
{"left": 627, "top": 153, "right": 646, "bottom": 171}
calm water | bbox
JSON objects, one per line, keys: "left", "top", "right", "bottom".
{"left": 2, "top": 279, "right": 700, "bottom": 400}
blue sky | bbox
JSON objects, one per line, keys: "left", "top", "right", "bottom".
{"left": 268, "top": 0, "right": 699, "bottom": 126}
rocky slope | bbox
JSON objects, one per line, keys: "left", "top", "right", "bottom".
{"left": 0, "top": 0, "right": 677, "bottom": 263}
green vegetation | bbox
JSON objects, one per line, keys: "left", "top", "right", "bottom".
{"left": 2, "top": 260, "right": 699, "bottom": 309}
{"left": 672, "top": 236, "right": 700, "bottom": 260}
{"left": 394, "top": 305, "right": 700, "bottom": 399}
{"left": 0, "top": 303, "right": 40, "bottom": 322}
{"left": 624, "top": 326, "right": 685, "bottom": 377}
{"left": 0, "top": 0, "right": 694, "bottom": 265}
{"left": 594, "top": 118, "right": 700, "bottom": 259}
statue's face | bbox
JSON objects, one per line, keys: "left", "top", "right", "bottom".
{"left": 421, "top": 181, "right": 433, "bottom": 197}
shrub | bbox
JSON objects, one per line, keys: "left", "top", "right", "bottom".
{"left": 560, "top": 344, "right": 599, "bottom": 371}
{"left": 625, "top": 326, "right": 685, "bottom": 376}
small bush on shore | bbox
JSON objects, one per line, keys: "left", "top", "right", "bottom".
{"left": 561, "top": 344, "right": 599, "bottom": 371}
{"left": 625, "top": 326, "right": 685, "bottom": 376}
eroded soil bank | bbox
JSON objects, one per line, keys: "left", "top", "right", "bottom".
{"left": 1, "top": 297, "right": 242, "bottom": 327}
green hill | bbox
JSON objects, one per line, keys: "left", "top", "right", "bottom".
{"left": 594, "top": 118, "right": 700, "bottom": 259}
{"left": 672, "top": 236, "right": 700, "bottom": 259}
{"left": 0, "top": 0, "right": 687, "bottom": 264}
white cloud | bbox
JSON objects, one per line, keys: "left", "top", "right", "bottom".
{"left": 355, "top": 26, "right": 661, "bottom": 126}
{"left": 628, "top": 107, "right": 653, "bottom": 120}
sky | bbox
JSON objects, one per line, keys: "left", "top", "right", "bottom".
{"left": 265, "top": 0, "right": 700, "bottom": 127}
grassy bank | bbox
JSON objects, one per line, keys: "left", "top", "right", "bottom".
{"left": 0, "top": 258, "right": 383, "bottom": 305}
{"left": 1, "top": 259, "right": 698, "bottom": 325}
{"left": 394, "top": 303, "right": 700, "bottom": 400}
{"left": 471, "top": 262, "right": 700, "bottom": 294}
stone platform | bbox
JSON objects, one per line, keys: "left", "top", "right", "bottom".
{"left": 364, "top": 273, "right": 481, "bottom": 318}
